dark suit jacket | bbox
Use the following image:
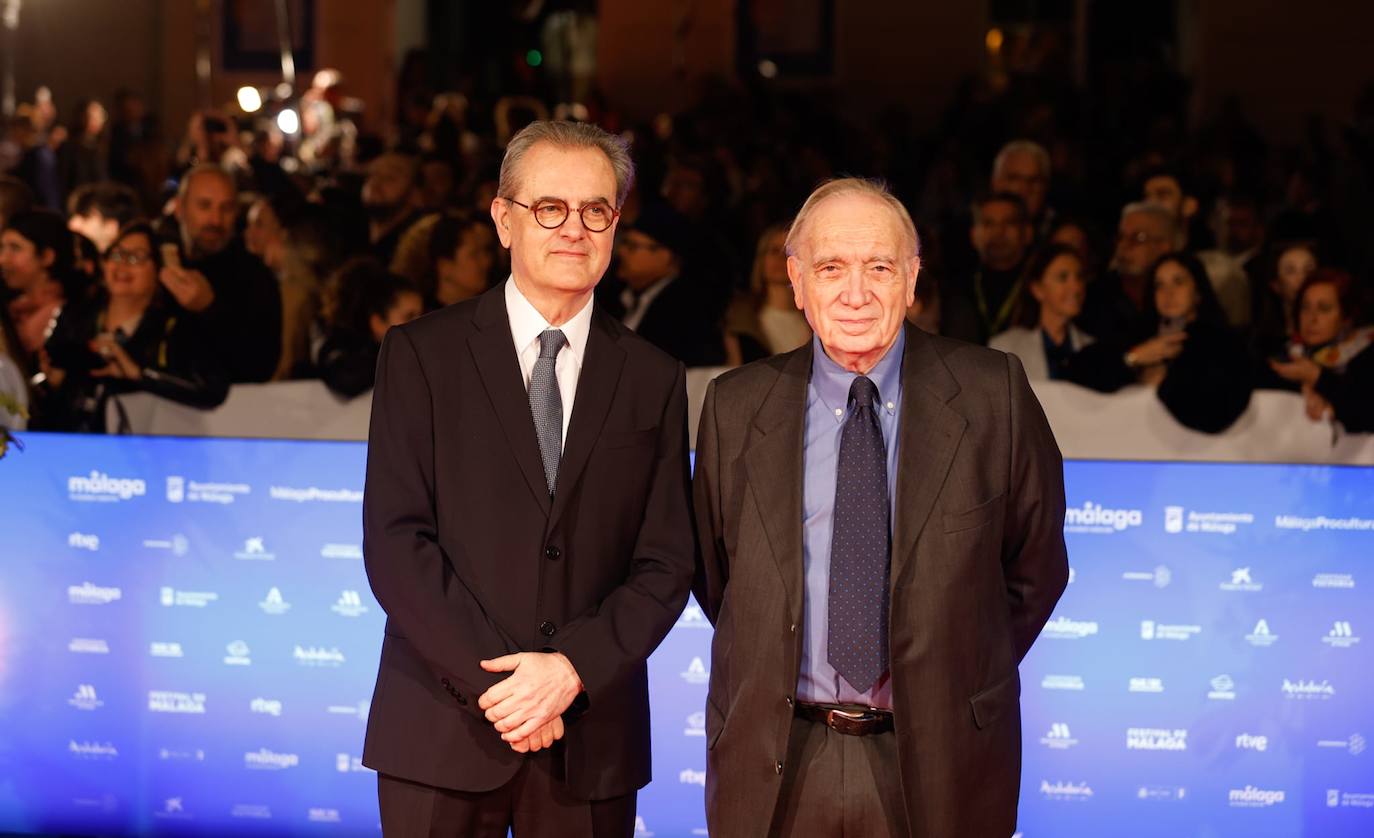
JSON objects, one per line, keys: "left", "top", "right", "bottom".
{"left": 362, "top": 285, "right": 695, "bottom": 800}
{"left": 692, "top": 324, "right": 1069, "bottom": 837}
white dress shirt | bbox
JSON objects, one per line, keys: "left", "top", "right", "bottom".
{"left": 619, "top": 274, "right": 676, "bottom": 332}
{"left": 505, "top": 276, "right": 593, "bottom": 446}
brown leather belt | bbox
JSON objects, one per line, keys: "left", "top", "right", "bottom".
{"left": 794, "top": 702, "right": 895, "bottom": 736}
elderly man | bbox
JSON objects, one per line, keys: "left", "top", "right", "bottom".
{"left": 990, "top": 139, "right": 1053, "bottom": 236}
{"left": 693, "top": 178, "right": 1068, "bottom": 837}
{"left": 1080, "top": 200, "right": 1180, "bottom": 341}
{"left": 362, "top": 121, "right": 694, "bottom": 837}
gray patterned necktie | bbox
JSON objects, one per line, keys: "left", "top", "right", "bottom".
{"left": 827, "top": 375, "right": 891, "bottom": 693}
{"left": 529, "top": 329, "right": 568, "bottom": 496}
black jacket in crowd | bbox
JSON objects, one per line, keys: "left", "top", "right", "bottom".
{"left": 186, "top": 238, "right": 282, "bottom": 384}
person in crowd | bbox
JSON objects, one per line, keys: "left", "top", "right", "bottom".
{"left": 611, "top": 201, "right": 727, "bottom": 366}
{"left": 413, "top": 212, "right": 498, "bottom": 309}
{"left": 1139, "top": 165, "right": 1199, "bottom": 245}
{"left": 1250, "top": 239, "right": 1320, "bottom": 359}
{"left": 0, "top": 175, "right": 34, "bottom": 230}
{"left": 67, "top": 181, "right": 141, "bottom": 254}
{"left": 16, "top": 87, "right": 63, "bottom": 210}
{"left": 362, "top": 151, "right": 425, "bottom": 265}
{"left": 1073, "top": 251, "right": 1254, "bottom": 433}
{"left": 990, "top": 243, "right": 1095, "bottom": 380}
{"left": 659, "top": 152, "right": 737, "bottom": 311}
{"left": 162, "top": 164, "right": 282, "bottom": 383}
{"left": 33, "top": 220, "right": 226, "bottom": 432}
{"left": 315, "top": 258, "right": 422, "bottom": 398}
{"left": 57, "top": 99, "right": 109, "bottom": 199}
{"left": 0, "top": 304, "right": 27, "bottom": 428}
{"left": 1198, "top": 191, "right": 1265, "bottom": 328}
{"left": 1268, "top": 269, "right": 1374, "bottom": 432}
{"left": 990, "top": 139, "right": 1054, "bottom": 237}
{"left": 1048, "top": 217, "right": 1102, "bottom": 283}
{"left": 723, "top": 223, "right": 810, "bottom": 364}
{"left": 1080, "top": 201, "right": 1180, "bottom": 341}
{"left": 1, "top": 209, "right": 86, "bottom": 360}
{"left": 418, "top": 154, "right": 460, "bottom": 212}
{"left": 276, "top": 203, "right": 347, "bottom": 380}
{"left": 905, "top": 265, "right": 942, "bottom": 334}
{"left": 693, "top": 177, "right": 1066, "bottom": 837}
{"left": 947, "top": 191, "right": 1034, "bottom": 343}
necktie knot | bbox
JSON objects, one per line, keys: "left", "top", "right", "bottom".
{"left": 849, "top": 375, "right": 878, "bottom": 409}
{"left": 538, "top": 329, "right": 567, "bottom": 360}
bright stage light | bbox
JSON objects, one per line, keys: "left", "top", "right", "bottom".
{"left": 236, "top": 86, "right": 263, "bottom": 113}
{"left": 276, "top": 108, "right": 300, "bottom": 134}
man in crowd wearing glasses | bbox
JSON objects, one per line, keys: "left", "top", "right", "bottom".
{"left": 1081, "top": 201, "right": 1181, "bottom": 341}
{"left": 361, "top": 120, "right": 694, "bottom": 837}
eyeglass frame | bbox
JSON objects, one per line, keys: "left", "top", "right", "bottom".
{"left": 503, "top": 196, "right": 621, "bottom": 233}
{"left": 104, "top": 248, "right": 156, "bottom": 266}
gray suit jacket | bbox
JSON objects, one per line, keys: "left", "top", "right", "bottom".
{"left": 692, "top": 324, "right": 1069, "bottom": 837}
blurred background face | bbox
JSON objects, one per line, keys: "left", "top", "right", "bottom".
{"left": 1276, "top": 245, "right": 1317, "bottom": 302}
{"left": 1298, "top": 283, "right": 1347, "bottom": 346}
{"left": 789, "top": 193, "right": 917, "bottom": 367}
{"left": 178, "top": 172, "right": 237, "bottom": 257}
{"left": 362, "top": 154, "right": 418, "bottom": 218}
{"left": 437, "top": 225, "right": 496, "bottom": 301}
{"left": 1031, "top": 253, "right": 1085, "bottom": 322}
{"left": 616, "top": 230, "right": 675, "bottom": 290}
{"left": 1153, "top": 260, "right": 1200, "bottom": 322}
{"left": 1049, "top": 223, "right": 1090, "bottom": 263}
{"left": 244, "top": 200, "right": 283, "bottom": 269}
{"left": 1143, "top": 175, "right": 1191, "bottom": 219}
{"left": 104, "top": 232, "right": 158, "bottom": 300}
{"left": 0, "top": 230, "right": 51, "bottom": 290}
{"left": 1114, "top": 210, "right": 1172, "bottom": 278}
{"left": 370, "top": 289, "right": 424, "bottom": 342}
{"left": 1224, "top": 203, "right": 1262, "bottom": 253}
{"left": 971, "top": 200, "right": 1031, "bottom": 270}
{"left": 661, "top": 165, "right": 707, "bottom": 218}
{"left": 760, "top": 229, "right": 788, "bottom": 286}
{"left": 992, "top": 150, "right": 1047, "bottom": 219}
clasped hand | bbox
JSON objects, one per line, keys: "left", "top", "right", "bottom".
{"left": 478, "top": 651, "right": 582, "bottom": 753}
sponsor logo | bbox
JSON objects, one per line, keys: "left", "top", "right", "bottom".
{"left": 685, "top": 711, "right": 706, "bottom": 737}
{"left": 331, "top": 590, "right": 370, "bottom": 618}
{"left": 321, "top": 543, "right": 362, "bottom": 560}
{"left": 1040, "top": 780, "right": 1093, "bottom": 801}
{"left": 244, "top": 748, "right": 299, "bottom": 770}
{"left": 1043, "top": 616, "right": 1099, "bottom": 640}
{"left": 308, "top": 808, "right": 341, "bottom": 823}
{"left": 1165, "top": 508, "right": 1255, "bottom": 535}
{"left": 1323, "top": 621, "right": 1360, "bottom": 648}
{"left": 71, "top": 795, "right": 119, "bottom": 812}
{"left": 1140, "top": 621, "right": 1201, "bottom": 641}
{"left": 269, "top": 485, "right": 363, "bottom": 503}
{"left": 150, "top": 641, "right": 184, "bottom": 658}
{"left": 1317, "top": 734, "right": 1366, "bottom": 755}
{"left": 143, "top": 534, "right": 189, "bottom": 556}
{"left": 1126, "top": 727, "right": 1188, "bottom": 751}
{"left": 1236, "top": 733, "right": 1269, "bottom": 752}
{"left": 68, "top": 471, "right": 146, "bottom": 502}
{"left": 160, "top": 587, "right": 218, "bottom": 608}
{"left": 250, "top": 698, "right": 282, "bottom": 717}
{"left": 68, "top": 582, "right": 122, "bottom": 605}
{"left": 1064, "top": 502, "right": 1142, "bottom": 533}
{"left": 1313, "top": 572, "right": 1356, "bottom": 589}
{"left": 154, "top": 797, "right": 189, "bottom": 820}
{"left": 148, "top": 691, "right": 206, "bottom": 714}
{"left": 69, "top": 740, "right": 118, "bottom": 760}
{"left": 68, "top": 532, "right": 100, "bottom": 551}
{"left": 166, "top": 476, "right": 184, "bottom": 502}
{"left": 68, "top": 638, "right": 109, "bottom": 654}
{"left": 1165, "top": 506, "right": 1184, "bottom": 533}
{"left": 1129, "top": 677, "right": 1164, "bottom": 693}
{"left": 1208, "top": 674, "right": 1237, "bottom": 701}
{"left": 1282, "top": 678, "right": 1334, "bottom": 700}
{"left": 678, "top": 769, "right": 706, "bottom": 786}
{"left": 634, "top": 816, "right": 655, "bottom": 836}
{"left": 1229, "top": 786, "right": 1285, "bottom": 807}
{"left": 1138, "top": 786, "right": 1188, "bottom": 802}
{"left": 165, "top": 477, "right": 250, "bottom": 505}
{"left": 676, "top": 603, "right": 711, "bottom": 629}
{"left": 1245, "top": 619, "right": 1278, "bottom": 647}
{"left": 1041, "top": 674, "right": 1085, "bottom": 691}
{"left": 335, "top": 753, "right": 371, "bottom": 773}
{"left": 325, "top": 701, "right": 370, "bottom": 721}
{"left": 294, "top": 645, "right": 346, "bottom": 667}
{"left": 680, "top": 657, "right": 709, "bottom": 684}
{"left": 157, "top": 747, "right": 206, "bottom": 762}
{"left": 233, "top": 537, "right": 275, "bottom": 561}
{"left": 68, "top": 684, "right": 103, "bottom": 711}
{"left": 1275, "top": 515, "right": 1374, "bottom": 532}
{"left": 1041, "top": 723, "right": 1078, "bottom": 749}
{"left": 259, "top": 587, "right": 291, "bottom": 615}
{"left": 224, "top": 641, "right": 252, "bottom": 666}
{"left": 230, "top": 804, "right": 272, "bottom": 819}
{"left": 1122, "top": 566, "right": 1171, "bottom": 588}
{"left": 1220, "top": 567, "right": 1263, "bottom": 592}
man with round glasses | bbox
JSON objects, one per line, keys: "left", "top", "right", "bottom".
{"left": 362, "top": 120, "right": 694, "bottom": 837}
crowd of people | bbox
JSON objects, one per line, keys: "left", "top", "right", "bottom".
{"left": 2, "top": 62, "right": 1373, "bottom": 436}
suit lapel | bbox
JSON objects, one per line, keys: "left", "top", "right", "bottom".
{"left": 742, "top": 345, "right": 811, "bottom": 621}
{"left": 892, "top": 325, "right": 967, "bottom": 583}
{"left": 548, "top": 309, "right": 625, "bottom": 531}
{"left": 468, "top": 288, "right": 553, "bottom": 514}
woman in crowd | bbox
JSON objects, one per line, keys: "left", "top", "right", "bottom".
{"left": 1, "top": 209, "right": 86, "bottom": 361}
{"left": 1268, "top": 269, "right": 1374, "bottom": 433}
{"left": 723, "top": 223, "right": 810, "bottom": 364}
{"left": 990, "top": 243, "right": 1095, "bottom": 380}
{"left": 316, "top": 258, "right": 424, "bottom": 398}
{"left": 420, "top": 212, "right": 497, "bottom": 309}
{"left": 34, "top": 221, "right": 227, "bottom": 432}
{"left": 0, "top": 305, "right": 26, "bottom": 430}
{"left": 1071, "top": 251, "right": 1253, "bottom": 433}
{"left": 1250, "top": 239, "right": 1319, "bottom": 359}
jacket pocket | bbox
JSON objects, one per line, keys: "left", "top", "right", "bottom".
{"left": 969, "top": 669, "right": 1020, "bottom": 730}
{"left": 943, "top": 491, "right": 1007, "bottom": 534}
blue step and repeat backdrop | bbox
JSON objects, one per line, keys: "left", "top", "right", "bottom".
{"left": 0, "top": 432, "right": 1370, "bottom": 837}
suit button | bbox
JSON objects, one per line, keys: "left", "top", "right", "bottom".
{"left": 775, "top": 760, "right": 784, "bottom": 774}
{"left": 539, "top": 621, "right": 557, "bottom": 637}
{"left": 456, "top": 694, "right": 467, "bottom": 706}
{"left": 440, "top": 678, "right": 451, "bottom": 688}
{"left": 785, "top": 696, "right": 793, "bottom": 708}
{"left": 545, "top": 546, "right": 561, "bottom": 560}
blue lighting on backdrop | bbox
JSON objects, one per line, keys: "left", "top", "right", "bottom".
{"left": 0, "top": 433, "right": 1369, "bottom": 836}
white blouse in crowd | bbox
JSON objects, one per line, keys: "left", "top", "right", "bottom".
{"left": 758, "top": 307, "right": 812, "bottom": 355}
{"left": 989, "top": 325, "right": 1095, "bottom": 381}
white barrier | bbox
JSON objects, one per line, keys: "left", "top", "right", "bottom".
{"left": 108, "top": 372, "right": 1374, "bottom": 464}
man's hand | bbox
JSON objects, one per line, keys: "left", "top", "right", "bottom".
{"left": 507, "top": 717, "right": 565, "bottom": 753}
{"left": 477, "top": 651, "right": 582, "bottom": 744}
{"left": 158, "top": 265, "right": 215, "bottom": 312}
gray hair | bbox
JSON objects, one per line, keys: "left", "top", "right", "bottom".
{"left": 1120, "top": 200, "right": 1184, "bottom": 249}
{"left": 992, "top": 139, "right": 1051, "bottom": 181}
{"left": 784, "top": 177, "right": 921, "bottom": 260}
{"left": 498, "top": 120, "right": 635, "bottom": 207}
{"left": 176, "top": 163, "right": 235, "bottom": 202}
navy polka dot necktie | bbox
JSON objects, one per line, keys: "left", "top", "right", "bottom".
{"left": 827, "top": 375, "right": 891, "bottom": 693}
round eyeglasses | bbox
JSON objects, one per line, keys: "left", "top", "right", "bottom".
{"left": 505, "top": 197, "right": 619, "bottom": 233}
{"left": 105, "top": 249, "right": 154, "bottom": 266}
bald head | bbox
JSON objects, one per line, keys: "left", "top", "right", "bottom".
{"left": 176, "top": 165, "right": 238, "bottom": 257}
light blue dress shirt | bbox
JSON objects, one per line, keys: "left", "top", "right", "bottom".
{"left": 797, "top": 329, "right": 904, "bottom": 708}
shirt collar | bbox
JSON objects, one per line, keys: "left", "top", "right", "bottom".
{"left": 505, "top": 276, "right": 594, "bottom": 366}
{"left": 810, "top": 327, "right": 905, "bottom": 419}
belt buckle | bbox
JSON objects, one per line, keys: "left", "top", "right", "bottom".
{"left": 825, "top": 707, "right": 874, "bottom": 736}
